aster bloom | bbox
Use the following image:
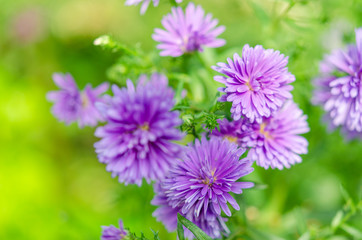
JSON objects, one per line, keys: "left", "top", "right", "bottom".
{"left": 101, "top": 219, "right": 127, "bottom": 240}
{"left": 46, "top": 73, "right": 109, "bottom": 128}
{"left": 152, "top": 182, "right": 229, "bottom": 239}
{"left": 313, "top": 28, "right": 362, "bottom": 137}
{"left": 152, "top": 137, "right": 254, "bottom": 238}
{"left": 212, "top": 45, "right": 295, "bottom": 123}
{"left": 210, "top": 118, "right": 253, "bottom": 145}
{"left": 152, "top": 2, "right": 226, "bottom": 57}
{"left": 125, "top": 0, "right": 183, "bottom": 15}
{"left": 94, "top": 73, "right": 184, "bottom": 186}
{"left": 241, "top": 101, "right": 309, "bottom": 169}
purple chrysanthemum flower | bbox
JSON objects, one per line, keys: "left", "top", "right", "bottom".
{"left": 151, "top": 183, "right": 180, "bottom": 232}
{"left": 210, "top": 118, "right": 253, "bottom": 146}
{"left": 125, "top": 0, "right": 183, "bottom": 15}
{"left": 152, "top": 2, "right": 225, "bottom": 57}
{"left": 313, "top": 28, "right": 362, "bottom": 137}
{"left": 94, "top": 73, "right": 184, "bottom": 186}
{"left": 152, "top": 182, "right": 229, "bottom": 239}
{"left": 46, "top": 73, "right": 109, "bottom": 128}
{"left": 152, "top": 137, "right": 254, "bottom": 239}
{"left": 212, "top": 45, "right": 295, "bottom": 123}
{"left": 101, "top": 219, "right": 127, "bottom": 240}
{"left": 240, "top": 101, "right": 309, "bottom": 169}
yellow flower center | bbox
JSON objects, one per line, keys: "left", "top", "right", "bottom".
{"left": 246, "top": 79, "right": 254, "bottom": 91}
{"left": 224, "top": 135, "right": 238, "bottom": 143}
{"left": 81, "top": 92, "right": 89, "bottom": 107}
{"left": 260, "top": 122, "right": 272, "bottom": 139}
{"left": 202, "top": 169, "right": 216, "bottom": 186}
{"left": 139, "top": 123, "right": 150, "bottom": 131}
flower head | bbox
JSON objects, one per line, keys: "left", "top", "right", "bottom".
{"left": 152, "top": 182, "right": 229, "bottom": 239}
{"left": 210, "top": 118, "right": 253, "bottom": 145}
{"left": 153, "top": 2, "right": 225, "bottom": 57}
{"left": 94, "top": 73, "right": 184, "bottom": 186}
{"left": 313, "top": 28, "right": 362, "bottom": 137}
{"left": 101, "top": 219, "right": 127, "bottom": 240}
{"left": 213, "top": 45, "right": 295, "bottom": 123}
{"left": 152, "top": 137, "right": 254, "bottom": 238}
{"left": 46, "top": 73, "right": 109, "bottom": 128}
{"left": 241, "top": 101, "right": 309, "bottom": 169}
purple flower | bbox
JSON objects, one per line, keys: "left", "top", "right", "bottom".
{"left": 125, "top": 0, "right": 183, "bottom": 15}
{"left": 241, "top": 101, "right": 309, "bottom": 169}
{"left": 313, "top": 28, "right": 362, "bottom": 137}
{"left": 101, "top": 219, "right": 127, "bottom": 240}
{"left": 152, "top": 137, "right": 254, "bottom": 238}
{"left": 152, "top": 2, "right": 225, "bottom": 57}
{"left": 210, "top": 118, "right": 252, "bottom": 145}
{"left": 46, "top": 73, "right": 109, "bottom": 128}
{"left": 151, "top": 183, "right": 180, "bottom": 232}
{"left": 212, "top": 45, "right": 295, "bottom": 123}
{"left": 94, "top": 73, "right": 184, "bottom": 186}
{"left": 152, "top": 182, "right": 229, "bottom": 239}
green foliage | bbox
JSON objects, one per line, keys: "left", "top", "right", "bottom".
{"left": 126, "top": 229, "right": 161, "bottom": 240}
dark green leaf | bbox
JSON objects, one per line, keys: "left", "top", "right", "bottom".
{"left": 177, "top": 219, "right": 185, "bottom": 240}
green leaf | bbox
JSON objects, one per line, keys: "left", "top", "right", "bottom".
{"left": 297, "top": 232, "right": 310, "bottom": 240}
{"left": 150, "top": 229, "right": 161, "bottom": 240}
{"left": 252, "top": 182, "right": 268, "bottom": 190}
{"left": 177, "top": 218, "right": 185, "bottom": 240}
{"left": 331, "top": 210, "right": 344, "bottom": 230}
{"left": 341, "top": 224, "right": 362, "bottom": 239}
{"left": 177, "top": 213, "right": 213, "bottom": 240}
{"left": 249, "top": 1, "right": 270, "bottom": 25}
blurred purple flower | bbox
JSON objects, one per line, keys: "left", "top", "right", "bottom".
{"left": 94, "top": 73, "right": 184, "bottom": 186}
{"left": 10, "top": 7, "right": 47, "bottom": 44}
{"left": 152, "top": 137, "right": 253, "bottom": 238}
{"left": 101, "top": 219, "right": 127, "bottom": 240}
{"left": 152, "top": 2, "right": 225, "bottom": 57}
{"left": 47, "top": 73, "right": 108, "bottom": 128}
{"left": 125, "top": 0, "right": 183, "bottom": 15}
{"left": 242, "top": 101, "right": 309, "bottom": 169}
{"left": 212, "top": 45, "right": 295, "bottom": 123}
{"left": 313, "top": 28, "right": 362, "bottom": 138}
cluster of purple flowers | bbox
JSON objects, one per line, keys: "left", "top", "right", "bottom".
{"left": 212, "top": 44, "right": 309, "bottom": 170}
{"left": 211, "top": 101, "right": 309, "bottom": 169}
{"left": 46, "top": 1, "right": 317, "bottom": 239}
{"left": 313, "top": 28, "right": 362, "bottom": 140}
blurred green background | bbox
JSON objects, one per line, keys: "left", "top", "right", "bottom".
{"left": 0, "top": 0, "right": 361, "bottom": 239}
